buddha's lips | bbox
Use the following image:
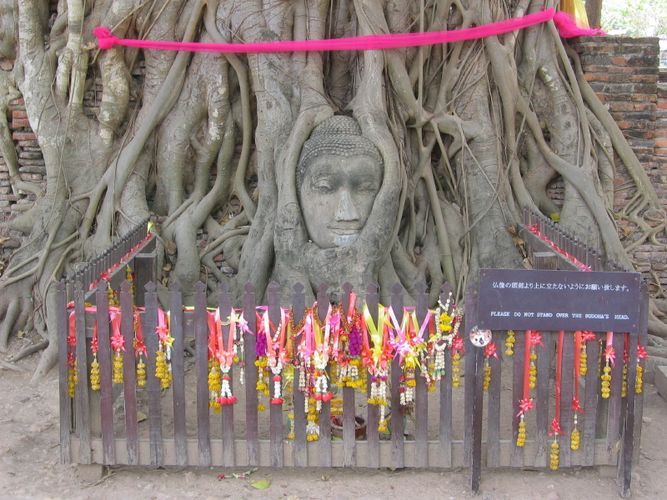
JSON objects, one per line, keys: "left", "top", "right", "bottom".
{"left": 328, "top": 226, "right": 362, "bottom": 235}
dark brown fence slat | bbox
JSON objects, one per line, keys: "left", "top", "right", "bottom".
{"left": 633, "top": 285, "right": 648, "bottom": 463}
{"left": 560, "top": 330, "right": 575, "bottom": 467}
{"left": 243, "top": 284, "right": 258, "bottom": 465}
{"left": 463, "top": 293, "right": 474, "bottom": 467}
{"left": 144, "top": 282, "right": 163, "bottom": 466}
{"left": 439, "top": 282, "right": 453, "bottom": 468}
{"left": 464, "top": 285, "right": 483, "bottom": 493}
{"left": 510, "top": 329, "right": 526, "bottom": 467}
{"left": 582, "top": 332, "right": 601, "bottom": 466}
{"left": 366, "top": 283, "right": 380, "bottom": 468}
{"left": 619, "top": 285, "right": 647, "bottom": 497}
{"left": 316, "top": 284, "right": 332, "bottom": 467}
{"left": 57, "top": 281, "right": 71, "bottom": 464}
{"left": 96, "top": 282, "right": 115, "bottom": 465}
{"left": 292, "top": 283, "right": 307, "bottom": 467}
{"left": 341, "top": 282, "right": 356, "bottom": 467}
{"left": 534, "top": 331, "right": 554, "bottom": 468}
{"left": 486, "top": 331, "right": 502, "bottom": 468}
{"left": 414, "top": 282, "right": 429, "bottom": 468}
{"left": 194, "top": 281, "right": 211, "bottom": 466}
{"left": 169, "top": 282, "right": 187, "bottom": 466}
{"left": 74, "top": 282, "right": 91, "bottom": 464}
{"left": 120, "top": 280, "right": 139, "bottom": 465}
{"left": 390, "top": 283, "right": 405, "bottom": 469}
{"left": 267, "top": 281, "right": 284, "bottom": 467}
{"left": 219, "top": 284, "right": 235, "bottom": 467}
{"left": 606, "top": 331, "right": 624, "bottom": 461}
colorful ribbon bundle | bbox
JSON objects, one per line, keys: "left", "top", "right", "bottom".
{"left": 67, "top": 291, "right": 465, "bottom": 435}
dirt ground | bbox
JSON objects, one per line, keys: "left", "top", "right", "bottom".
{"left": 2, "top": 346, "right": 667, "bottom": 500}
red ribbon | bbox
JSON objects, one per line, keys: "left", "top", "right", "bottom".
{"left": 526, "top": 224, "right": 592, "bottom": 272}
{"left": 484, "top": 341, "right": 498, "bottom": 359}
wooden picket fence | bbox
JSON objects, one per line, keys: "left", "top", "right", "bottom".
{"left": 57, "top": 214, "right": 647, "bottom": 497}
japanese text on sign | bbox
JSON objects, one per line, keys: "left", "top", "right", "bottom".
{"left": 478, "top": 269, "right": 641, "bottom": 333}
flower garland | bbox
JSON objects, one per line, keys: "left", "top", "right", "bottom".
{"left": 332, "top": 294, "right": 366, "bottom": 392}
{"left": 363, "top": 304, "right": 393, "bottom": 433}
{"left": 154, "top": 309, "right": 173, "bottom": 390}
{"left": 601, "top": 332, "right": 615, "bottom": 399}
{"left": 549, "top": 331, "right": 565, "bottom": 470}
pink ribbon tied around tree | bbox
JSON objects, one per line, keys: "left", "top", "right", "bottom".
{"left": 93, "top": 9, "right": 603, "bottom": 55}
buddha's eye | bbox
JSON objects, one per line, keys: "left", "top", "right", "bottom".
{"left": 312, "top": 180, "right": 333, "bottom": 193}
{"left": 356, "top": 182, "right": 379, "bottom": 193}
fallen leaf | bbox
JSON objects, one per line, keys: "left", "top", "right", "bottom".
{"left": 250, "top": 479, "right": 271, "bottom": 490}
{"left": 217, "top": 473, "right": 225, "bottom": 480}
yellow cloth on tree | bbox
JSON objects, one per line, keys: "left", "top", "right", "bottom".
{"left": 560, "top": 0, "right": 590, "bottom": 28}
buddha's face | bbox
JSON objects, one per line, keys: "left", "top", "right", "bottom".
{"left": 299, "top": 153, "right": 382, "bottom": 249}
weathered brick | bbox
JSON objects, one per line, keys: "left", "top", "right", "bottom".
{"left": 12, "top": 131, "right": 36, "bottom": 141}
{"left": 11, "top": 117, "right": 30, "bottom": 129}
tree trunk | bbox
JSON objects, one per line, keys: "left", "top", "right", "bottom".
{"left": 1, "top": 0, "right": 666, "bottom": 378}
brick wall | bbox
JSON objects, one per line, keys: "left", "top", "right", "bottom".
{"left": 1, "top": 39, "right": 667, "bottom": 290}
{"left": 572, "top": 37, "right": 667, "bottom": 294}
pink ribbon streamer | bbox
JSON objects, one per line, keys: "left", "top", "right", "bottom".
{"left": 94, "top": 9, "right": 602, "bottom": 54}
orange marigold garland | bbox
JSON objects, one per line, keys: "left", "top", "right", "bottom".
{"left": 482, "top": 341, "right": 498, "bottom": 392}
{"left": 548, "top": 330, "right": 565, "bottom": 470}
{"left": 67, "top": 313, "right": 77, "bottom": 398}
{"left": 110, "top": 313, "right": 125, "bottom": 385}
{"left": 504, "top": 329, "right": 516, "bottom": 356}
{"left": 601, "top": 332, "right": 615, "bottom": 399}
{"left": 134, "top": 310, "right": 147, "bottom": 388}
{"left": 571, "top": 331, "right": 586, "bottom": 451}
{"left": 527, "top": 330, "right": 543, "bottom": 390}
{"left": 636, "top": 343, "right": 648, "bottom": 394}
{"left": 90, "top": 324, "right": 101, "bottom": 391}
{"left": 155, "top": 309, "right": 173, "bottom": 390}
{"left": 516, "top": 330, "right": 538, "bottom": 448}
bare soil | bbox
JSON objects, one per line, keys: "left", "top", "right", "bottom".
{"left": 2, "top": 342, "right": 667, "bottom": 500}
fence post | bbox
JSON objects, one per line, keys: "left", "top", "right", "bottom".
{"left": 194, "top": 281, "right": 211, "bottom": 466}
{"left": 169, "top": 281, "right": 187, "bottom": 466}
{"left": 219, "top": 283, "right": 235, "bottom": 467}
{"left": 267, "top": 281, "right": 284, "bottom": 467}
{"left": 341, "top": 282, "right": 356, "bottom": 467}
{"left": 618, "top": 283, "right": 647, "bottom": 497}
{"left": 366, "top": 283, "right": 380, "bottom": 468}
{"left": 439, "top": 282, "right": 453, "bottom": 468}
{"left": 243, "top": 283, "right": 258, "bottom": 466}
{"left": 316, "top": 283, "right": 332, "bottom": 467}
{"left": 464, "top": 282, "right": 483, "bottom": 493}
{"left": 144, "top": 282, "right": 163, "bottom": 466}
{"left": 96, "top": 281, "right": 115, "bottom": 465}
{"left": 57, "top": 280, "right": 71, "bottom": 464}
{"left": 74, "top": 281, "right": 92, "bottom": 464}
{"left": 120, "top": 280, "right": 139, "bottom": 465}
{"left": 414, "top": 282, "right": 429, "bottom": 468}
{"left": 292, "top": 282, "right": 308, "bottom": 467}
{"left": 390, "top": 283, "right": 405, "bottom": 469}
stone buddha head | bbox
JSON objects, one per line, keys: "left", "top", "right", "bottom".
{"left": 297, "top": 116, "right": 383, "bottom": 249}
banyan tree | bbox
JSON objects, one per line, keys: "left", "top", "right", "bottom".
{"left": 1, "top": 0, "right": 666, "bottom": 379}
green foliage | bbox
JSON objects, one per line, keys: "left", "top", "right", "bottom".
{"left": 601, "top": 0, "right": 667, "bottom": 37}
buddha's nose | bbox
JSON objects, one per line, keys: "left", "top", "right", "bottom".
{"left": 335, "top": 190, "right": 359, "bottom": 222}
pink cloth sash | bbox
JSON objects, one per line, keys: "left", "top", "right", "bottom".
{"left": 93, "top": 9, "right": 603, "bottom": 54}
